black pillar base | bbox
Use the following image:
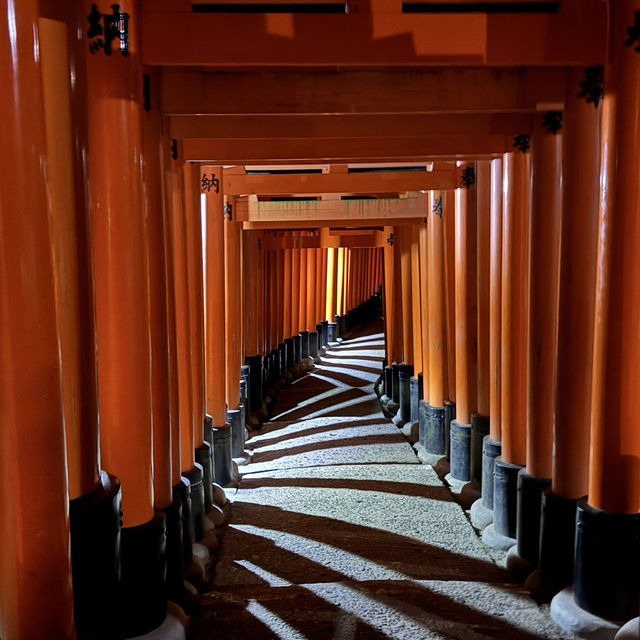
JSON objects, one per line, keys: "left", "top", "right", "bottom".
{"left": 278, "top": 343, "right": 287, "bottom": 377}
{"left": 409, "top": 375, "right": 421, "bottom": 427}
{"left": 246, "top": 355, "right": 264, "bottom": 414}
{"left": 380, "top": 365, "right": 393, "bottom": 406}
{"left": 573, "top": 499, "right": 640, "bottom": 621}
{"left": 444, "top": 401, "right": 456, "bottom": 460}
{"left": 182, "top": 464, "right": 205, "bottom": 542}
{"left": 537, "top": 489, "right": 577, "bottom": 594}
{"left": 294, "top": 334, "right": 302, "bottom": 363}
{"left": 121, "top": 512, "right": 167, "bottom": 638}
{"left": 516, "top": 469, "right": 551, "bottom": 565}
{"left": 285, "top": 337, "right": 295, "bottom": 368}
{"left": 338, "top": 314, "right": 347, "bottom": 337}
{"left": 70, "top": 471, "right": 123, "bottom": 640}
{"left": 481, "top": 437, "right": 502, "bottom": 510}
{"left": 164, "top": 486, "right": 185, "bottom": 603}
{"left": 300, "top": 330, "right": 310, "bottom": 359}
{"left": 213, "top": 426, "right": 233, "bottom": 486}
{"left": 176, "top": 477, "right": 193, "bottom": 568}
{"left": 240, "top": 365, "right": 250, "bottom": 412}
{"left": 320, "top": 320, "right": 329, "bottom": 347}
{"left": 393, "top": 363, "right": 414, "bottom": 426}
{"left": 228, "top": 408, "right": 244, "bottom": 458}
{"left": 388, "top": 362, "right": 400, "bottom": 413}
{"left": 423, "top": 402, "right": 446, "bottom": 456}
{"left": 195, "top": 441, "right": 214, "bottom": 512}
{"left": 309, "top": 331, "right": 319, "bottom": 360}
{"left": 471, "top": 414, "right": 490, "bottom": 486}
{"left": 493, "top": 456, "right": 523, "bottom": 539}
{"left": 329, "top": 320, "right": 338, "bottom": 342}
{"left": 450, "top": 420, "right": 472, "bottom": 482}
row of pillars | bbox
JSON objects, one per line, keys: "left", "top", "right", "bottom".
{"left": 0, "top": 1, "right": 384, "bottom": 638}
{"left": 377, "top": 15, "right": 640, "bottom": 631}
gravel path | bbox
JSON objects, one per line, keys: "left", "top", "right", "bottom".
{"left": 193, "top": 322, "right": 571, "bottom": 640}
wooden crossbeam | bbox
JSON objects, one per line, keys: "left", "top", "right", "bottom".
{"left": 182, "top": 135, "right": 511, "bottom": 163}
{"left": 235, "top": 192, "right": 429, "bottom": 222}
{"left": 142, "top": 0, "right": 604, "bottom": 67}
{"left": 161, "top": 69, "right": 567, "bottom": 116}
{"left": 224, "top": 165, "right": 461, "bottom": 195}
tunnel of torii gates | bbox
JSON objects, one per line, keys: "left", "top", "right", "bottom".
{"left": 3, "top": 0, "right": 640, "bottom": 638}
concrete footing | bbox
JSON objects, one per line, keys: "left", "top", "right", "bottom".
{"left": 470, "top": 414, "right": 489, "bottom": 486}
{"left": 551, "top": 588, "right": 621, "bottom": 640}
{"left": 470, "top": 498, "right": 493, "bottom": 530}
{"left": 392, "top": 363, "right": 413, "bottom": 427}
{"left": 380, "top": 365, "right": 393, "bottom": 408}
{"left": 615, "top": 618, "right": 640, "bottom": 639}
{"left": 482, "top": 523, "right": 517, "bottom": 550}
{"left": 481, "top": 437, "right": 501, "bottom": 510}
{"left": 387, "top": 362, "right": 400, "bottom": 414}
{"left": 128, "top": 602, "right": 188, "bottom": 640}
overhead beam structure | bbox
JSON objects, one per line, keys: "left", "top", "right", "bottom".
{"left": 223, "top": 164, "right": 461, "bottom": 196}
{"left": 142, "top": 0, "right": 604, "bottom": 67}
{"left": 161, "top": 68, "right": 567, "bottom": 117}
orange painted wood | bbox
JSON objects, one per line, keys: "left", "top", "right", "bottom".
{"left": 307, "top": 248, "right": 317, "bottom": 329}
{"left": 283, "top": 247, "right": 293, "bottom": 338}
{"left": 40, "top": 17, "right": 100, "bottom": 501}
{"left": 225, "top": 215, "right": 242, "bottom": 410}
{"left": 419, "top": 221, "right": 430, "bottom": 403}
{"left": 427, "top": 192, "right": 447, "bottom": 409}
{"left": 257, "top": 235, "right": 266, "bottom": 355}
{"left": 316, "top": 249, "right": 324, "bottom": 325}
{"left": 0, "top": 3, "right": 75, "bottom": 634}
{"left": 589, "top": 0, "right": 640, "bottom": 514}
{"left": 527, "top": 119, "right": 562, "bottom": 480}
{"left": 244, "top": 231, "right": 260, "bottom": 356}
{"left": 291, "top": 248, "right": 301, "bottom": 334}
{"left": 141, "top": 65, "right": 172, "bottom": 508}
{"left": 299, "top": 248, "right": 308, "bottom": 331}
{"left": 443, "top": 191, "right": 456, "bottom": 403}
{"left": 184, "top": 163, "right": 207, "bottom": 442}
{"left": 163, "top": 144, "right": 183, "bottom": 485}
{"left": 336, "top": 248, "right": 345, "bottom": 317}
{"left": 501, "top": 151, "right": 531, "bottom": 468}
{"left": 204, "top": 165, "right": 227, "bottom": 428}
{"left": 172, "top": 113, "right": 534, "bottom": 145}
{"left": 277, "top": 248, "right": 285, "bottom": 345}
{"left": 411, "top": 231, "right": 423, "bottom": 374}
{"left": 326, "top": 248, "right": 337, "bottom": 322}
{"left": 182, "top": 136, "right": 512, "bottom": 165}
{"left": 552, "top": 70, "right": 600, "bottom": 499}
{"left": 383, "top": 232, "right": 397, "bottom": 363}
{"left": 87, "top": 0, "right": 154, "bottom": 526}
{"left": 489, "top": 158, "right": 503, "bottom": 443}
{"left": 172, "top": 158, "right": 195, "bottom": 471}
{"left": 392, "top": 228, "right": 405, "bottom": 363}
{"left": 476, "top": 161, "right": 491, "bottom": 420}
{"left": 455, "top": 166, "right": 478, "bottom": 425}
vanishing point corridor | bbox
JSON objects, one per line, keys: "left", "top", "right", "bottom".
{"left": 193, "top": 318, "right": 569, "bottom": 640}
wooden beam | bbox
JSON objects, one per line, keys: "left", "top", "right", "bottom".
{"left": 242, "top": 217, "right": 419, "bottom": 229}
{"left": 224, "top": 166, "right": 460, "bottom": 195}
{"left": 142, "top": 0, "right": 604, "bottom": 67}
{"left": 168, "top": 113, "right": 535, "bottom": 140}
{"left": 236, "top": 193, "right": 428, "bottom": 222}
{"left": 182, "top": 135, "right": 511, "bottom": 163}
{"left": 161, "top": 68, "right": 567, "bottom": 116}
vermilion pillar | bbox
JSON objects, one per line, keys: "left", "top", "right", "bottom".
{"left": 85, "top": 0, "right": 165, "bottom": 633}
{"left": 514, "top": 115, "right": 562, "bottom": 568}
{"left": 0, "top": 3, "right": 75, "bottom": 635}
{"left": 245, "top": 231, "right": 265, "bottom": 412}
{"left": 203, "top": 165, "right": 232, "bottom": 486}
{"left": 408, "top": 231, "right": 424, "bottom": 438}
{"left": 538, "top": 70, "right": 601, "bottom": 596}
{"left": 307, "top": 247, "right": 319, "bottom": 360}
{"left": 225, "top": 205, "right": 245, "bottom": 457}
{"left": 420, "top": 191, "right": 448, "bottom": 464}
{"left": 449, "top": 164, "right": 478, "bottom": 485}
{"left": 487, "top": 148, "right": 531, "bottom": 546}
{"left": 381, "top": 230, "right": 397, "bottom": 408}
{"left": 555, "top": 1, "right": 640, "bottom": 625}
{"left": 291, "top": 248, "right": 302, "bottom": 361}
{"left": 443, "top": 191, "right": 457, "bottom": 409}
{"left": 276, "top": 247, "right": 286, "bottom": 375}
{"left": 473, "top": 161, "right": 491, "bottom": 486}
{"left": 419, "top": 220, "right": 430, "bottom": 405}
{"left": 476, "top": 158, "right": 504, "bottom": 522}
